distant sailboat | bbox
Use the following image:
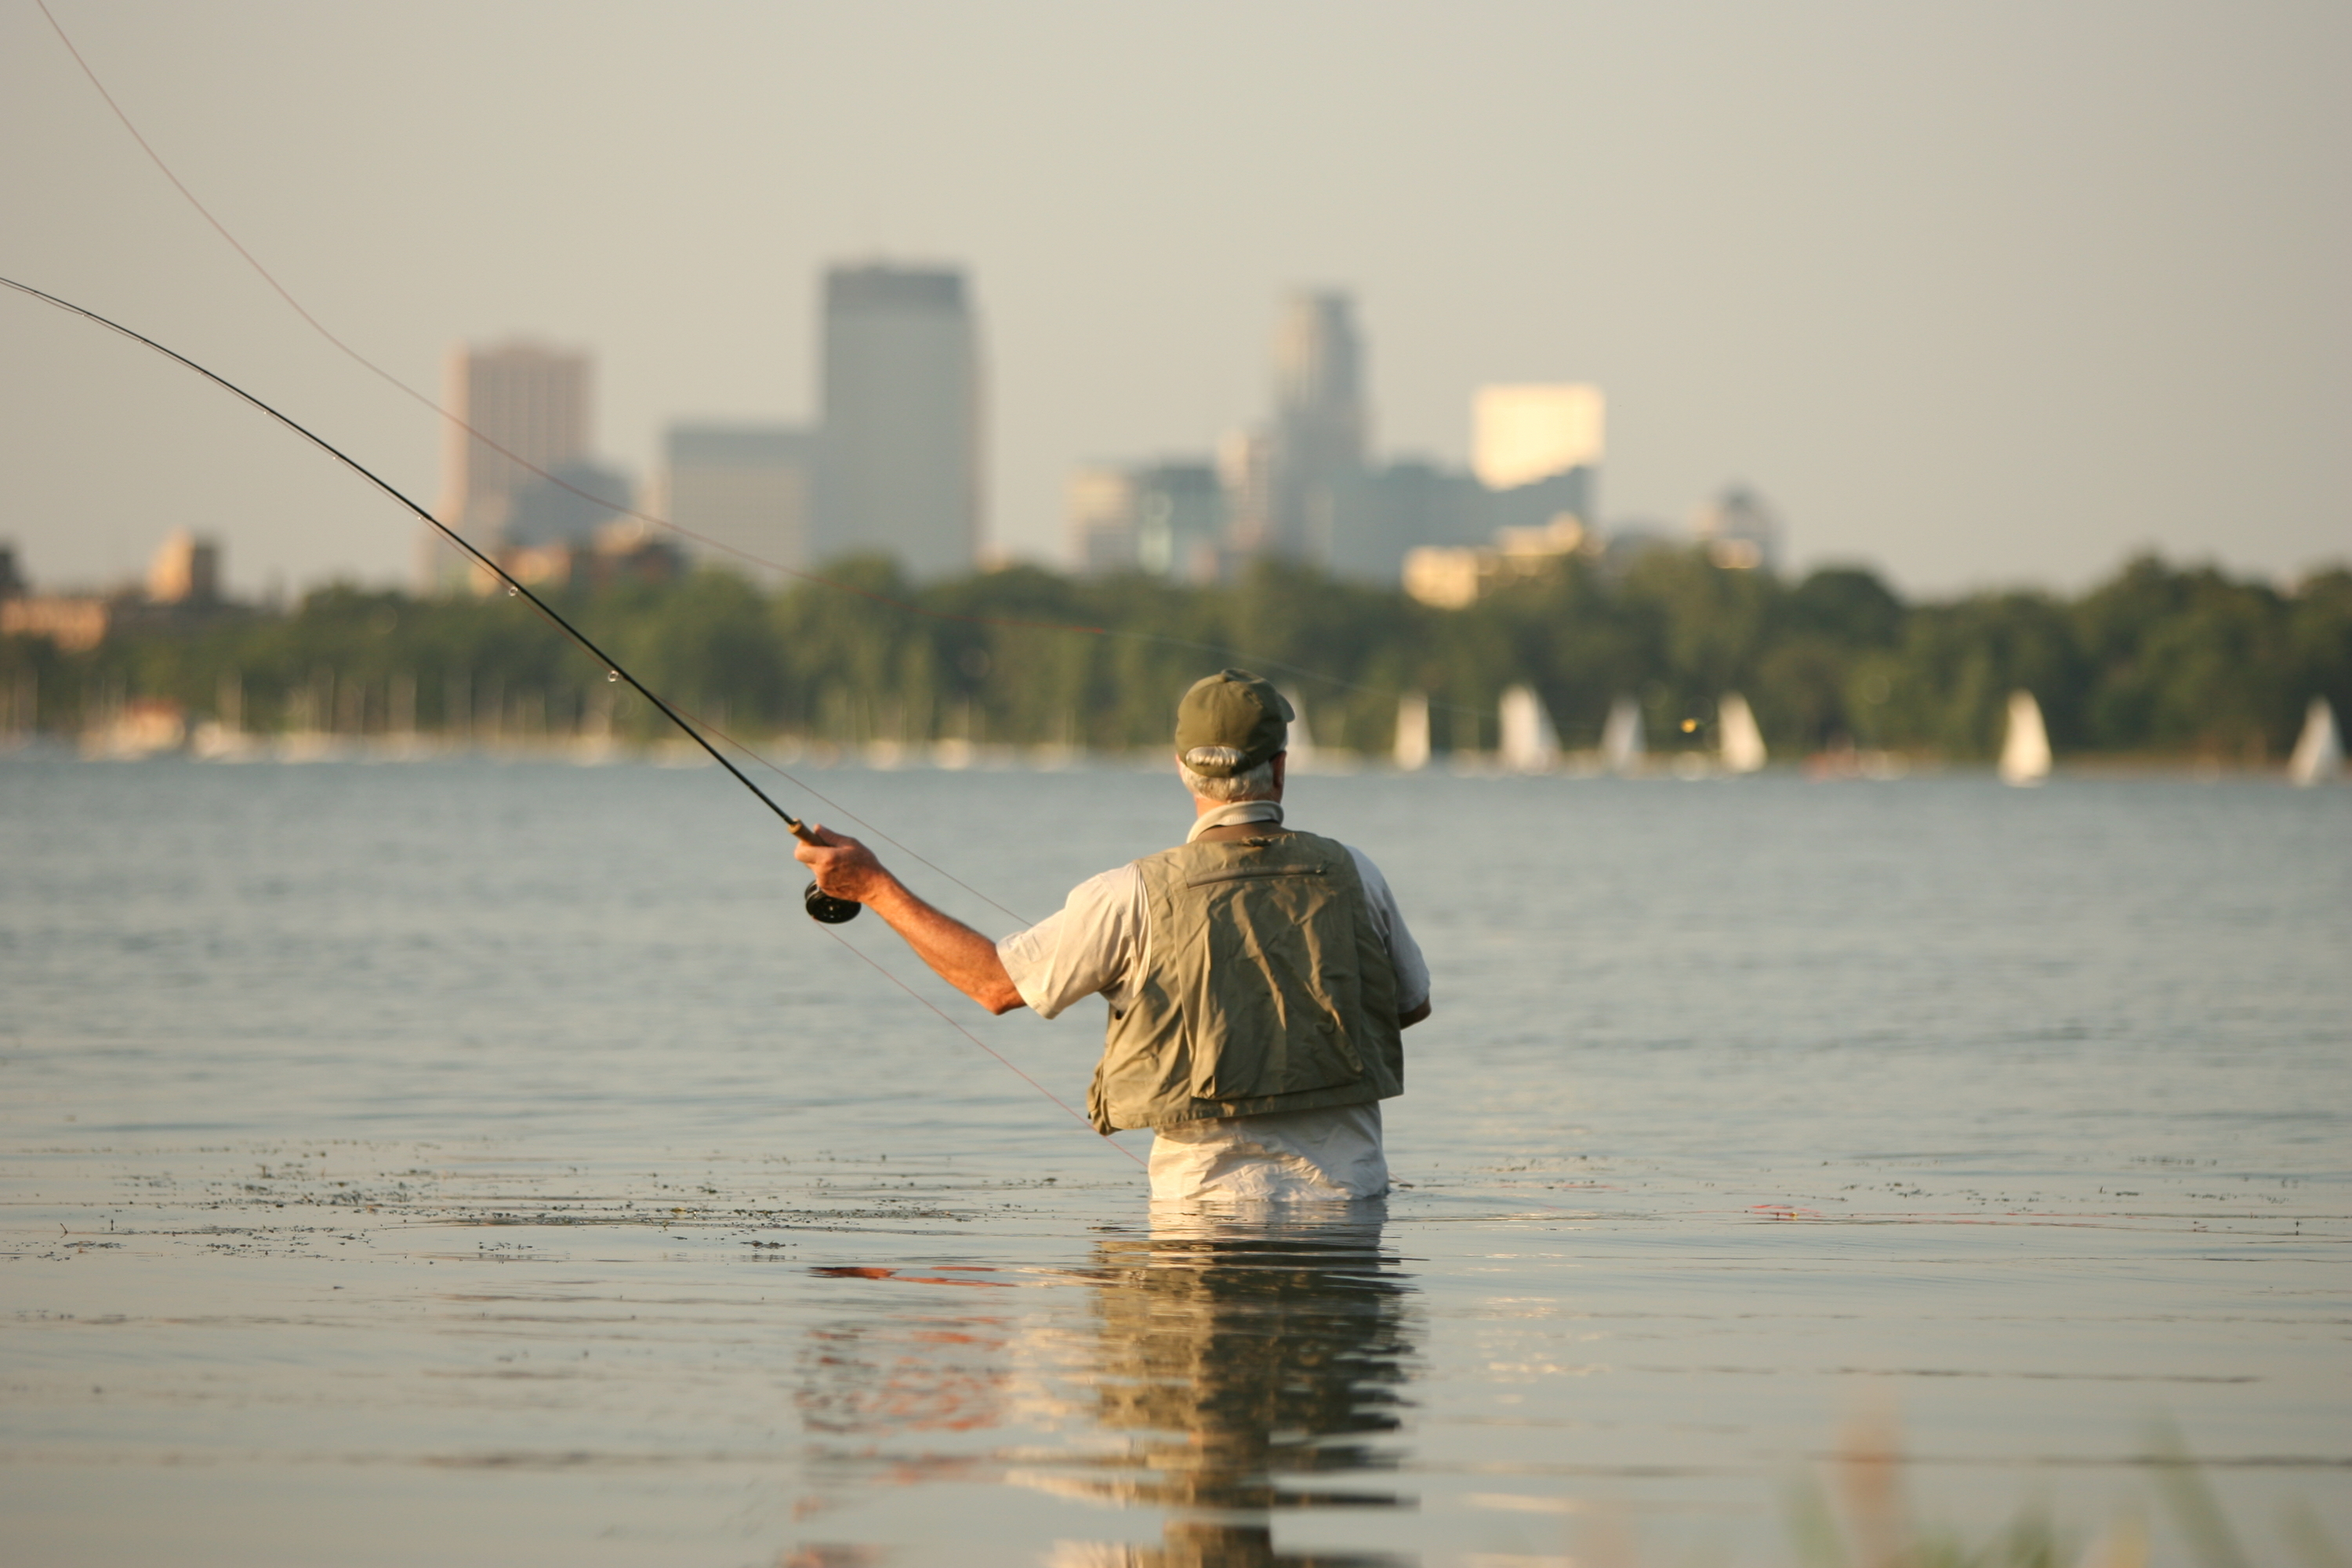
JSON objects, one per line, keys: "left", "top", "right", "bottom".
{"left": 1282, "top": 690, "right": 1316, "bottom": 769}
{"left": 2288, "top": 697, "right": 2343, "bottom": 786}
{"left": 1393, "top": 691, "right": 1431, "bottom": 772}
{"left": 1718, "top": 691, "right": 1767, "bottom": 775}
{"left": 1497, "top": 684, "right": 1559, "bottom": 773}
{"left": 1600, "top": 695, "right": 1645, "bottom": 775}
{"left": 1998, "top": 690, "right": 2051, "bottom": 786}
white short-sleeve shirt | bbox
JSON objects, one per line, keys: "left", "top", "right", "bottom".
{"left": 996, "top": 800, "right": 1429, "bottom": 1203}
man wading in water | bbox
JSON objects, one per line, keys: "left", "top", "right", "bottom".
{"left": 794, "top": 669, "right": 1432, "bottom": 1203}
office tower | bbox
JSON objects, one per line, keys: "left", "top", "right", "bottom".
{"left": 1263, "top": 291, "right": 1368, "bottom": 565}
{"left": 1218, "top": 428, "right": 1277, "bottom": 561}
{"left": 145, "top": 528, "right": 220, "bottom": 604}
{"left": 1131, "top": 462, "right": 1225, "bottom": 583}
{"left": 1070, "top": 460, "right": 1226, "bottom": 582}
{"left": 1472, "top": 385, "right": 1605, "bottom": 491}
{"left": 507, "top": 462, "right": 634, "bottom": 548}
{"left": 1475, "top": 383, "right": 1602, "bottom": 546}
{"left": 1693, "top": 485, "right": 1782, "bottom": 572}
{"left": 661, "top": 424, "right": 814, "bottom": 582}
{"left": 425, "top": 341, "right": 593, "bottom": 590}
{"left": 1342, "top": 460, "right": 1486, "bottom": 587}
{"left": 816, "top": 263, "right": 982, "bottom": 579}
{"left": 1073, "top": 456, "right": 1232, "bottom": 585}
{"left": 1067, "top": 465, "right": 1138, "bottom": 577}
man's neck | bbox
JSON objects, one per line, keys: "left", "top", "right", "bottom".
{"left": 1185, "top": 798, "right": 1285, "bottom": 843}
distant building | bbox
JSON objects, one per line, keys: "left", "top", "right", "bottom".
{"left": 1472, "top": 385, "right": 1604, "bottom": 491}
{"left": 1068, "top": 465, "right": 1138, "bottom": 578}
{"left": 495, "top": 524, "right": 684, "bottom": 595}
{"left": 1069, "top": 460, "right": 1225, "bottom": 582}
{"left": 817, "top": 263, "right": 982, "bottom": 579}
{"left": 1217, "top": 428, "right": 1278, "bottom": 564}
{"left": 1693, "top": 485, "right": 1782, "bottom": 572}
{"left": 145, "top": 528, "right": 221, "bottom": 604}
{"left": 3, "top": 532, "right": 243, "bottom": 647}
{"left": 1131, "top": 462, "right": 1225, "bottom": 583}
{"left": 505, "top": 462, "right": 634, "bottom": 550}
{"left": 1, "top": 595, "right": 111, "bottom": 652}
{"left": 1332, "top": 381, "right": 1602, "bottom": 590}
{"left": 659, "top": 424, "right": 814, "bottom": 583}
{"left": 1334, "top": 461, "right": 1486, "bottom": 585}
{"left": 1263, "top": 291, "right": 1368, "bottom": 568}
{"left": 428, "top": 341, "right": 594, "bottom": 591}
{"left": 1403, "top": 516, "right": 1592, "bottom": 608}
{"left": 1602, "top": 519, "right": 1682, "bottom": 575}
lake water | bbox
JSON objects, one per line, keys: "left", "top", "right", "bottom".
{"left": 2, "top": 752, "right": 2346, "bottom": 1567}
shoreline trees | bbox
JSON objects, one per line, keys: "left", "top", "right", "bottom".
{"left": 5, "top": 550, "right": 2346, "bottom": 764}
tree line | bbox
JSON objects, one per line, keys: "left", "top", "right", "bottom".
{"left": 6, "top": 549, "right": 2347, "bottom": 761}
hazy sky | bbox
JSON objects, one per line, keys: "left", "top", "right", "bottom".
{"left": 2, "top": 0, "right": 2344, "bottom": 600}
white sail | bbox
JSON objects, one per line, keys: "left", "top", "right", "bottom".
{"left": 1498, "top": 684, "right": 1559, "bottom": 773}
{"left": 2288, "top": 697, "right": 2343, "bottom": 786}
{"left": 1600, "top": 695, "right": 1645, "bottom": 775}
{"left": 1281, "top": 689, "right": 1316, "bottom": 768}
{"left": 1719, "top": 691, "right": 1767, "bottom": 775}
{"left": 1998, "top": 689, "right": 2051, "bottom": 786}
{"left": 1393, "top": 691, "right": 1431, "bottom": 772}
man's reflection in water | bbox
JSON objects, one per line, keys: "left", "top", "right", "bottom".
{"left": 1041, "top": 1204, "right": 1418, "bottom": 1568}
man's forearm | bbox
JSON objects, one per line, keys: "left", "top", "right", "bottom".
{"left": 862, "top": 877, "right": 1027, "bottom": 1015}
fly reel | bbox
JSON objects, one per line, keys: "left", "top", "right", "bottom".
{"left": 803, "top": 880, "right": 862, "bottom": 924}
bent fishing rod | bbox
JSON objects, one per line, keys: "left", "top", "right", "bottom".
{"left": 1, "top": 274, "right": 863, "bottom": 924}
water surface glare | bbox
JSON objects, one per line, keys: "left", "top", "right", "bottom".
{"left": 2, "top": 756, "right": 2347, "bottom": 1566}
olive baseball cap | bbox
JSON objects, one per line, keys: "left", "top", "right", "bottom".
{"left": 1174, "top": 668, "right": 1294, "bottom": 775}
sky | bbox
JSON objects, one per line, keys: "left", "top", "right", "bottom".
{"left": 1, "top": 0, "right": 2344, "bottom": 601}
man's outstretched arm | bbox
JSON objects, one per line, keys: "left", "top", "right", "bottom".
{"left": 793, "top": 826, "right": 1026, "bottom": 1015}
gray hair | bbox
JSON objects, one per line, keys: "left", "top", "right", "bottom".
{"left": 1178, "top": 746, "right": 1279, "bottom": 802}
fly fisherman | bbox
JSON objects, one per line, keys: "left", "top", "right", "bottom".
{"left": 793, "top": 669, "right": 1432, "bottom": 1203}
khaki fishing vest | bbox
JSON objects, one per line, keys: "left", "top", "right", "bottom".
{"left": 1087, "top": 826, "right": 1405, "bottom": 1134}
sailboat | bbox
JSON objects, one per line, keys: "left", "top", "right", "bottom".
{"left": 1497, "top": 684, "right": 1559, "bottom": 773}
{"left": 1282, "top": 690, "right": 1316, "bottom": 770}
{"left": 1393, "top": 691, "right": 1431, "bottom": 772}
{"left": 1718, "top": 691, "right": 1767, "bottom": 775}
{"left": 2288, "top": 697, "right": 2343, "bottom": 786}
{"left": 1600, "top": 695, "right": 1645, "bottom": 775}
{"left": 1998, "top": 690, "right": 2051, "bottom": 786}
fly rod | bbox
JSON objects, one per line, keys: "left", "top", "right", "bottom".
{"left": 0, "top": 273, "right": 862, "bottom": 924}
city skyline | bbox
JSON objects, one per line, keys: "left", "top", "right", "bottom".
{"left": 0, "top": 2, "right": 2343, "bottom": 601}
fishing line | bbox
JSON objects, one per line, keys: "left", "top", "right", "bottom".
{"left": 677, "top": 702, "right": 1035, "bottom": 927}
{"left": 31, "top": 0, "right": 1492, "bottom": 720}
{"left": 0, "top": 280, "right": 803, "bottom": 833}
{"left": 33, "top": 0, "right": 1100, "bottom": 637}
{"left": 0, "top": 273, "right": 1134, "bottom": 1163}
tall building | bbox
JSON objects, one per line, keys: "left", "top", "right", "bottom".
{"left": 1693, "top": 485, "right": 1782, "bottom": 572}
{"left": 1131, "top": 462, "right": 1225, "bottom": 583}
{"left": 1472, "top": 384, "right": 1605, "bottom": 492}
{"left": 1068, "top": 459, "right": 1225, "bottom": 582}
{"left": 660, "top": 424, "right": 814, "bottom": 583}
{"left": 1334, "top": 460, "right": 1486, "bottom": 585}
{"left": 1263, "top": 291, "right": 1368, "bottom": 565}
{"left": 426, "top": 341, "right": 593, "bottom": 591}
{"left": 506, "top": 462, "right": 634, "bottom": 549}
{"left": 816, "top": 263, "right": 982, "bottom": 579}
{"left": 1472, "top": 383, "right": 1603, "bottom": 569}
{"left": 145, "top": 528, "right": 220, "bottom": 604}
{"left": 1067, "top": 465, "right": 1138, "bottom": 579}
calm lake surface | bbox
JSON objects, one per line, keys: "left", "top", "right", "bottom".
{"left": 2, "top": 753, "right": 2346, "bottom": 1566}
